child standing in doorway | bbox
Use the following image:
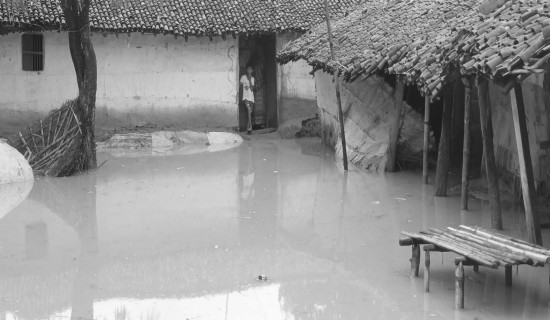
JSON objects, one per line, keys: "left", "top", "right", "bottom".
{"left": 240, "top": 63, "right": 255, "bottom": 134}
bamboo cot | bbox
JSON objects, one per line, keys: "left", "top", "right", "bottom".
{"left": 399, "top": 225, "right": 550, "bottom": 309}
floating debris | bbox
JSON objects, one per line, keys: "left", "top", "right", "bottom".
{"left": 257, "top": 274, "right": 268, "bottom": 282}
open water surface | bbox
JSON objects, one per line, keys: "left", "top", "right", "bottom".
{"left": 0, "top": 138, "right": 549, "bottom": 319}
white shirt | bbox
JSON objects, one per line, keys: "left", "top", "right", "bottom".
{"left": 240, "top": 75, "right": 255, "bottom": 103}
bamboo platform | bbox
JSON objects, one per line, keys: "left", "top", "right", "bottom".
{"left": 399, "top": 225, "right": 550, "bottom": 309}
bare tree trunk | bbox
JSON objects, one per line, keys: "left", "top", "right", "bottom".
{"left": 61, "top": 0, "right": 97, "bottom": 172}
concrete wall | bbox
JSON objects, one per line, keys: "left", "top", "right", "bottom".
{"left": 489, "top": 73, "right": 550, "bottom": 193}
{"left": 0, "top": 32, "right": 239, "bottom": 137}
{"left": 276, "top": 32, "right": 317, "bottom": 136}
{"left": 315, "top": 71, "right": 424, "bottom": 172}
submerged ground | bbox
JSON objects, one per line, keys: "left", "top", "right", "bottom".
{"left": 0, "top": 138, "right": 549, "bottom": 319}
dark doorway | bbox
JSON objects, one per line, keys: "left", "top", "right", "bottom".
{"left": 238, "top": 35, "right": 278, "bottom": 132}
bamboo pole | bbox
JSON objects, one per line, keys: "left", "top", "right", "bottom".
{"left": 53, "top": 108, "right": 66, "bottom": 141}
{"left": 422, "top": 230, "right": 512, "bottom": 266}
{"left": 435, "top": 85, "right": 453, "bottom": 196}
{"left": 443, "top": 229, "right": 532, "bottom": 263}
{"left": 47, "top": 118, "right": 53, "bottom": 145}
{"left": 423, "top": 94, "right": 430, "bottom": 184}
{"left": 451, "top": 227, "right": 550, "bottom": 264}
{"left": 399, "top": 237, "right": 423, "bottom": 246}
{"left": 18, "top": 132, "right": 33, "bottom": 160}
{"left": 455, "top": 260, "right": 465, "bottom": 309}
{"left": 28, "top": 126, "right": 38, "bottom": 153}
{"left": 477, "top": 77, "right": 502, "bottom": 230}
{"left": 460, "top": 225, "right": 548, "bottom": 253}
{"left": 428, "top": 228, "right": 525, "bottom": 265}
{"left": 323, "top": 0, "right": 348, "bottom": 171}
{"left": 68, "top": 105, "right": 83, "bottom": 134}
{"left": 461, "top": 77, "right": 472, "bottom": 209}
{"left": 32, "top": 132, "right": 79, "bottom": 170}
{"left": 387, "top": 78, "right": 405, "bottom": 172}
{"left": 510, "top": 83, "right": 542, "bottom": 245}
{"left": 411, "top": 244, "right": 420, "bottom": 278}
{"left": 401, "top": 231, "right": 497, "bottom": 267}
{"left": 40, "top": 120, "right": 45, "bottom": 146}
{"left": 505, "top": 266, "right": 512, "bottom": 287}
{"left": 424, "top": 244, "right": 435, "bottom": 292}
{"left": 32, "top": 125, "right": 79, "bottom": 158}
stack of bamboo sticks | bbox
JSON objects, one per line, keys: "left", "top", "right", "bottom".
{"left": 401, "top": 225, "right": 550, "bottom": 268}
{"left": 10, "top": 100, "right": 82, "bottom": 176}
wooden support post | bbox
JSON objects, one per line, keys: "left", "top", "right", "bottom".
{"left": 387, "top": 78, "right": 406, "bottom": 172}
{"left": 435, "top": 86, "right": 453, "bottom": 196}
{"left": 477, "top": 77, "right": 503, "bottom": 230}
{"left": 424, "top": 244, "right": 435, "bottom": 292}
{"left": 455, "top": 260, "right": 465, "bottom": 309}
{"left": 461, "top": 78, "right": 472, "bottom": 210}
{"left": 324, "top": 0, "right": 348, "bottom": 171}
{"left": 423, "top": 94, "right": 431, "bottom": 184}
{"left": 505, "top": 265, "right": 512, "bottom": 287}
{"left": 424, "top": 250, "right": 431, "bottom": 292}
{"left": 411, "top": 244, "right": 420, "bottom": 278}
{"left": 510, "top": 83, "right": 542, "bottom": 245}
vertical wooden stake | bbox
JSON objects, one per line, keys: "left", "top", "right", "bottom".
{"left": 324, "top": 0, "right": 348, "bottom": 171}
{"left": 411, "top": 244, "right": 420, "bottom": 278}
{"left": 423, "top": 94, "right": 431, "bottom": 184}
{"left": 424, "top": 245, "right": 434, "bottom": 292}
{"left": 387, "top": 78, "right": 406, "bottom": 172}
{"left": 477, "top": 77, "right": 503, "bottom": 230}
{"left": 461, "top": 78, "right": 472, "bottom": 210}
{"left": 424, "top": 250, "right": 430, "bottom": 292}
{"left": 455, "top": 261, "right": 465, "bottom": 309}
{"left": 505, "top": 265, "right": 512, "bottom": 287}
{"left": 510, "top": 83, "right": 542, "bottom": 245}
{"left": 435, "top": 86, "right": 453, "bottom": 197}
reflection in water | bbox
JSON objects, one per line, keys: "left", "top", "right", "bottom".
{"left": 0, "top": 179, "right": 33, "bottom": 220}
{"left": 25, "top": 221, "right": 48, "bottom": 260}
{"left": 54, "top": 284, "right": 286, "bottom": 319}
{"left": 32, "top": 175, "right": 99, "bottom": 320}
{"left": 0, "top": 139, "right": 549, "bottom": 319}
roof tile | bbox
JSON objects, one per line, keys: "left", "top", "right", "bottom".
{"left": 277, "top": 0, "right": 550, "bottom": 98}
{"left": 1, "top": 0, "right": 361, "bottom": 36}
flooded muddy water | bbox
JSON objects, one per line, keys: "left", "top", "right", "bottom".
{"left": 0, "top": 138, "right": 549, "bottom": 319}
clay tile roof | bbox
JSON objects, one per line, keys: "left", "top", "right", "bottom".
{"left": 0, "top": 0, "right": 362, "bottom": 36}
{"left": 277, "top": 0, "right": 550, "bottom": 98}
{"left": 457, "top": 0, "right": 550, "bottom": 84}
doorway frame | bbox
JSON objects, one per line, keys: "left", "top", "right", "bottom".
{"left": 237, "top": 34, "right": 278, "bottom": 132}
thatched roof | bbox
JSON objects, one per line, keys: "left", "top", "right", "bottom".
{"left": 0, "top": 0, "right": 363, "bottom": 36}
{"left": 277, "top": 0, "right": 550, "bottom": 98}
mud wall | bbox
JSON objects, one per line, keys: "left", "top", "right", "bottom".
{"left": 315, "top": 71, "right": 424, "bottom": 172}
{"left": 0, "top": 32, "right": 238, "bottom": 137}
{"left": 489, "top": 73, "right": 550, "bottom": 193}
{"left": 276, "top": 32, "right": 317, "bottom": 136}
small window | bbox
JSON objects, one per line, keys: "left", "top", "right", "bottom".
{"left": 22, "top": 34, "right": 44, "bottom": 71}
